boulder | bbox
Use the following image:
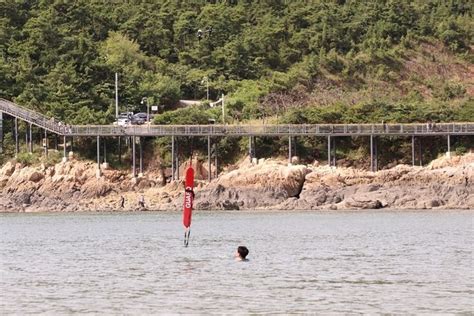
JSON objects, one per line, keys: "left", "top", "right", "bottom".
{"left": 344, "top": 198, "right": 384, "bottom": 209}
{"left": 221, "top": 199, "right": 240, "bottom": 210}
{"left": 29, "top": 171, "right": 44, "bottom": 183}
{"left": 81, "top": 179, "right": 112, "bottom": 198}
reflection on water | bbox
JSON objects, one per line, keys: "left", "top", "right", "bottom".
{"left": 1, "top": 210, "right": 472, "bottom": 314}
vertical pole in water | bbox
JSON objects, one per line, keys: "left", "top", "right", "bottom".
{"left": 288, "top": 136, "right": 292, "bottom": 164}
{"left": 370, "top": 135, "right": 374, "bottom": 172}
{"left": 44, "top": 129, "right": 48, "bottom": 158}
{"left": 29, "top": 123, "right": 33, "bottom": 153}
{"left": 411, "top": 135, "right": 415, "bottom": 166}
{"left": 327, "top": 135, "right": 331, "bottom": 166}
{"left": 207, "top": 135, "right": 211, "bottom": 182}
{"left": 447, "top": 134, "right": 451, "bottom": 158}
{"left": 171, "top": 135, "right": 175, "bottom": 181}
{"left": 139, "top": 137, "right": 143, "bottom": 175}
{"left": 14, "top": 117, "right": 19, "bottom": 157}
{"left": 132, "top": 136, "right": 136, "bottom": 177}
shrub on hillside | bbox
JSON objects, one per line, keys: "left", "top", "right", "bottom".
{"left": 14, "top": 152, "right": 38, "bottom": 166}
{"left": 153, "top": 105, "right": 213, "bottom": 125}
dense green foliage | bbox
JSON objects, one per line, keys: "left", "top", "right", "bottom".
{"left": 1, "top": 0, "right": 472, "bottom": 124}
{"left": 279, "top": 100, "right": 474, "bottom": 124}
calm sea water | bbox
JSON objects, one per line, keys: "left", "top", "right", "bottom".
{"left": 1, "top": 210, "right": 473, "bottom": 314}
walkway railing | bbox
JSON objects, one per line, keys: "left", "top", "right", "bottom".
{"left": 0, "top": 98, "right": 64, "bottom": 134}
{"left": 70, "top": 122, "right": 474, "bottom": 137}
{"left": 1, "top": 98, "right": 473, "bottom": 137}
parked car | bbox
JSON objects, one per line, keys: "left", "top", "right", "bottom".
{"left": 132, "top": 112, "right": 148, "bottom": 125}
{"left": 113, "top": 113, "right": 132, "bottom": 126}
{"left": 114, "top": 116, "right": 131, "bottom": 126}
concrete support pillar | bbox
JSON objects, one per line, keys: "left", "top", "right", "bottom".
{"left": 103, "top": 138, "right": 107, "bottom": 164}
{"left": 25, "top": 123, "right": 28, "bottom": 149}
{"left": 96, "top": 136, "right": 101, "bottom": 178}
{"left": 327, "top": 135, "right": 331, "bottom": 166}
{"left": 171, "top": 135, "right": 175, "bottom": 181}
{"left": 63, "top": 135, "right": 67, "bottom": 161}
{"left": 419, "top": 137, "right": 423, "bottom": 167}
{"left": 118, "top": 136, "right": 122, "bottom": 165}
{"left": 332, "top": 137, "right": 336, "bottom": 167}
{"left": 132, "top": 136, "right": 136, "bottom": 177}
{"left": 44, "top": 129, "right": 47, "bottom": 157}
{"left": 207, "top": 135, "right": 211, "bottom": 182}
{"left": 370, "top": 135, "right": 374, "bottom": 172}
{"left": 447, "top": 135, "right": 451, "bottom": 157}
{"left": 288, "top": 136, "right": 292, "bottom": 164}
{"left": 411, "top": 135, "right": 415, "bottom": 166}
{"left": 96, "top": 136, "right": 100, "bottom": 168}
{"left": 139, "top": 137, "right": 143, "bottom": 175}
{"left": 248, "top": 136, "right": 253, "bottom": 161}
{"left": 29, "top": 123, "right": 33, "bottom": 153}
{"left": 14, "top": 117, "right": 19, "bottom": 157}
{"left": 176, "top": 153, "right": 179, "bottom": 181}
{"left": 374, "top": 136, "right": 378, "bottom": 171}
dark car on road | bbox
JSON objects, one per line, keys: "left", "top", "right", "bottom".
{"left": 131, "top": 112, "right": 148, "bottom": 125}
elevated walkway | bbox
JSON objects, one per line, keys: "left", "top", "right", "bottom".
{"left": 1, "top": 98, "right": 473, "bottom": 137}
{"left": 0, "top": 99, "right": 65, "bottom": 134}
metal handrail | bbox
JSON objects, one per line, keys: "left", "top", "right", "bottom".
{"left": 1, "top": 98, "right": 473, "bottom": 137}
{"left": 69, "top": 122, "right": 474, "bottom": 136}
{"left": 0, "top": 98, "right": 65, "bottom": 134}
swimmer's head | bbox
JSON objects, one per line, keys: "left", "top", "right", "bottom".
{"left": 236, "top": 246, "right": 249, "bottom": 260}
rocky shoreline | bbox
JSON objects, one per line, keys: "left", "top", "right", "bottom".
{"left": 0, "top": 153, "right": 473, "bottom": 212}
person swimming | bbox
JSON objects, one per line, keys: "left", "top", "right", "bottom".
{"left": 235, "top": 246, "right": 249, "bottom": 261}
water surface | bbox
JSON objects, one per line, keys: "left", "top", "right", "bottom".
{"left": 1, "top": 210, "right": 472, "bottom": 314}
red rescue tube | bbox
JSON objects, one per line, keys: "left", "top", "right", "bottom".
{"left": 183, "top": 166, "right": 194, "bottom": 228}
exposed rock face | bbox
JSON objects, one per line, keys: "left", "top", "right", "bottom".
{"left": 192, "top": 159, "right": 311, "bottom": 210}
{"left": 0, "top": 154, "right": 472, "bottom": 212}
{"left": 291, "top": 154, "right": 474, "bottom": 210}
{"left": 0, "top": 160, "right": 165, "bottom": 212}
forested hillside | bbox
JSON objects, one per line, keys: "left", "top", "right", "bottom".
{"left": 1, "top": 0, "right": 473, "bottom": 125}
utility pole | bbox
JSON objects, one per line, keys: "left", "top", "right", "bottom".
{"left": 142, "top": 97, "right": 149, "bottom": 124}
{"left": 222, "top": 94, "right": 225, "bottom": 124}
{"left": 115, "top": 72, "right": 119, "bottom": 122}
